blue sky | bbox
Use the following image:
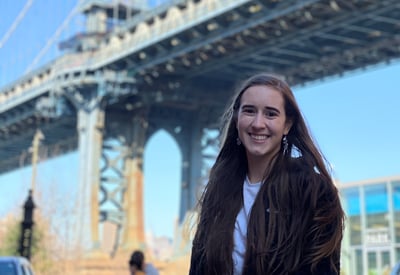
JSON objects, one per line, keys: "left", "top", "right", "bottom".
{"left": 0, "top": 0, "right": 399, "bottom": 240}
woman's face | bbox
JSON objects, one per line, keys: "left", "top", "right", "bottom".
{"left": 236, "top": 85, "right": 291, "bottom": 164}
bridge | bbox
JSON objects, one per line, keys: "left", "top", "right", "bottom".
{"left": 1, "top": 0, "right": 399, "bottom": 258}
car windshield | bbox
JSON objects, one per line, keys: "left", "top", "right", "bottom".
{"left": 0, "top": 261, "right": 17, "bottom": 275}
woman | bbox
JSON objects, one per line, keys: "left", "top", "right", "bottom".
{"left": 189, "top": 73, "right": 344, "bottom": 274}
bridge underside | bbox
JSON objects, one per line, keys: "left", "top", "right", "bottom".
{"left": 107, "top": 0, "right": 400, "bottom": 91}
{"left": 1, "top": 0, "right": 399, "bottom": 174}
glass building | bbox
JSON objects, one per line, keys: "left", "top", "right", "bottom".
{"left": 339, "top": 176, "right": 400, "bottom": 275}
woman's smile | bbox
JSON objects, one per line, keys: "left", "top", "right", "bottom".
{"left": 249, "top": 133, "right": 269, "bottom": 141}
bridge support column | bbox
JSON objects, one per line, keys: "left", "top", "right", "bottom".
{"left": 77, "top": 101, "right": 105, "bottom": 253}
{"left": 178, "top": 120, "right": 204, "bottom": 222}
{"left": 121, "top": 115, "right": 148, "bottom": 251}
{"left": 176, "top": 122, "right": 220, "bottom": 221}
{"left": 172, "top": 119, "right": 220, "bottom": 256}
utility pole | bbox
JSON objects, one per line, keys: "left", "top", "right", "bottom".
{"left": 17, "top": 129, "right": 44, "bottom": 259}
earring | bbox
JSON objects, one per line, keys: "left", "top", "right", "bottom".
{"left": 282, "top": 135, "right": 288, "bottom": 154}
{"left": 236, "top": 137, "right": 242, "bottom": 146}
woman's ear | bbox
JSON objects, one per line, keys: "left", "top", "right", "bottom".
{"left": 284, "top": 119, "right": 293, "bottom": 135}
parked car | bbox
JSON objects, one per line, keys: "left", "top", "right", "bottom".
{"left": 0, "top": 256, "right": 35, "bottom": 275}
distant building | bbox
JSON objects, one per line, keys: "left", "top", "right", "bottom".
{"left": 146, "top": 232, "right": 173, "bottom": 261}
{"left": 339, "top": 175, "right": 400, "bottom": 275}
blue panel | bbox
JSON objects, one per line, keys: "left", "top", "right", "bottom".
{"left": 393, "top": 182, "right": 400, "bottom": 211}
{"left": 365, "top": 184, "right": 388, "bottom": 214}
{"left": 343, "top": 188, "right": 361, "bottom": 216}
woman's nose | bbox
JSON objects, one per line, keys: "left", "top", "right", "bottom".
{"left": 251, "top": 113, "right": 265, "bottom": 128}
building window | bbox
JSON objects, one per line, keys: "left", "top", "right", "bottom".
{"left": 382, "top": 251, "right": 390, "bottom": 272}
{"left": 343, "top": 188, "right": 362, "bottom": 245}
{"left": 355, "top": 249, "right": 363, "bottom": 275}
{"left": 365, "top": 184, "right": 388, "bottom": 229}
{"left": 368, "top": 251, "right": 377, "bottom": 274}
{"left": 393, "top": 181, "right": 400, "bottom": 243}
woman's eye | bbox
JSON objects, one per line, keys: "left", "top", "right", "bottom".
{"left": 265, "top": 111, "right": 277, "bottom": 117}
{"left": 242, "top": 108, "right": 255, "bottom": 114}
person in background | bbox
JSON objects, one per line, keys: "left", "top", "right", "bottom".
{"left": 189, "top": 73, "right": 345, "bottom": 274}
{"left": 129, "top": 250, "right": 159, "bottom": 275}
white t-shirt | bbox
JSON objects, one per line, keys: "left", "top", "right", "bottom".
{"left": 232, "top": 176, "right": 262, "bottom": 275}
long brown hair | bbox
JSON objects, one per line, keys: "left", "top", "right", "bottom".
{"left": 192, "top": 73, "right": 344, "bottom": 274}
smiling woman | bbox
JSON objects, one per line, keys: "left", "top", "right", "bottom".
{"left": 236, "top": 85, "right": 292, "bottom": 183}
{"left": 189, "top": 73, "right": 345, "bottom": 275}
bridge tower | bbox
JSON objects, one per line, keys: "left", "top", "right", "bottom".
{"left": 58, "top": 0, "right": 220, "bottom": 258}
{"left": 70, "top": 77, "right": 218, "bottom": 257}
